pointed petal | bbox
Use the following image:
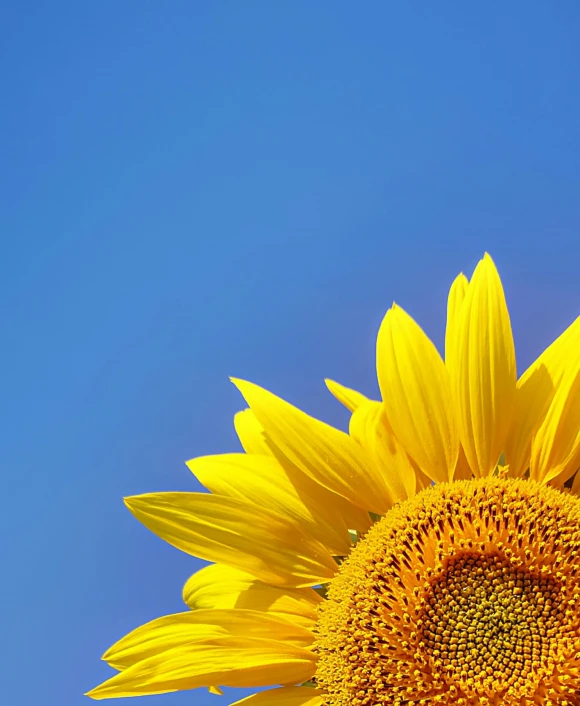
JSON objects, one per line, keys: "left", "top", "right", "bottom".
{"left": 187, "top": 453, "right": 352, "bottom": 555}
{"left": 530, "top": 362, "right": 580, "bottom": 484}
{"left": 377, "top": 304, "right": 458, "bottom": 482}
{"left": 350, "top": 400, "right": 416, "bottom": 502}
{"left": 234, "top": 409, "right": 270, "bottom": 455}
{"left": 124, "top": 493, "right": 337, "bottom": 588}
{"left": 103, "top": 609, "right": 314, "bottom": 670}
{"left": 230, "top": 686, "right": 323, "bottom": 705}
{"left": 86, "top": 637, "right": 316, "bottom": 699}
{"left": 182, "top": 564, "right": 321, "bottom": 629}
{"left": 324, "top": 379, "right": 369, "bottom": 412}
{"left": 452, "top": 254, "right": 516, "bottom": 477}
{"left": 505, "top": 315, "right": 580, "bottom": 478}
{"left": 231, "top": 379, "right": 392, "bottom": 514}
{"left": 445, "top": 273, "right": 473, "bottom": 484}
{"left": 445, "top": 272, "right": 469, "bottom": 366}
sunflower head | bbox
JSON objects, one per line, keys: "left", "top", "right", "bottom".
{"left": 87, "top": 254, "right": 580, "bottom": 706}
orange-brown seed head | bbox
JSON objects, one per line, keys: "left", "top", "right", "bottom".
{"left": 315, "top": 477, "right": 580, "bottom": 706}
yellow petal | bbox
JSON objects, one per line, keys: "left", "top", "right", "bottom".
{"left": 234, "top": 409, "right": 270, "bottom": 455}
{"left": 349, "top": 400, "right": 416, "bottom": 502}
{"left": 452, "top": 254, "right": 516, "bottom": 477}
{"left": 208, "top": 685, "right": 223, "bottom": 695}
{"left": 86, "top": 637, "right": 316, "bottom": 699}
{"left": 530, "top": 362, "right": 580, "bottom": 484}
{"left": 230, "top": 686, "right": 323, "bottom": 705}
{"left": 324, "top": 379, "right": 369, "bottom": 412}
{"left": 571, "top": 471, "right": 580, "bottom": 496}
{"left": 187, "top": 453, "right": 352, "bottom": 555}
{"left": 103, "top": 609, "right": 315, "bottom": 670}
{"left": 231, "top": 379, "right": 392, "bottom": 514}
{"left": 125, "top": 493, "right": 337, "bottom": 588}
{"left": 182, "top": 564, "right": 321, "bottom": 629}
{"left": 505, "top": 315, "right": 580, "bottom": 478}
{"left": 445, "top": 275, "right": 474, "bottom": 483}
{"left": 445, "top": 272, "right": 469, "bottom": 367}
{"left": 235, "top": 408, "right": 373, "bottom": 536}
{"left": 377, "top": 304, "right": 458, "bottom": 483}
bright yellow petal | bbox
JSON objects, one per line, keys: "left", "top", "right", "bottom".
{"left": 505, "top": 370, "right": 554, "bottom": 479}
{"left": 529, "top": 362, "right": 580, "bottom": 484}
{"left": 444, "top": 273, "right": 474, "bottom": 481}
{"left": 103, "top": 609, "right": 314, "bottom": 670}
{"left": 324, "top": 379, "right": 369, "bottom": 412}
{"left": 377, "top": 304, "right": 458, "bottom": 483}
{"left": 505, "top": 315, "right": 580, "bottom": 478}
{"left": 86, "top": 637, "right": 316, "bottom": 699}
{"left": 231, "top": 379, "right": 392, "bottom": 514}
{"left": 230, "top": 686, "right": 323, "bottom": 705}
{"left": 445, "top": 272, "right": 469, "bottom": 367}
{"left": 452, "top": 254, "right": 516, "bottom": 477}
{"left": 234, "top": 409, "right": 270, "bottom": 455}
{"left": 124, "top": 493, "right": 337, "bottom": 588}
{"left": 235, "top": 408, "right": 373, "bottom": 536}
{"left": 187, "top": 453, "right": 352, "bottom": 555}
{"left": 316, "top": 487, "right": 373, "bottom": 536}
{"left": 182, "top": 564, "right": 321, "bottom": 629}
{"left": 208, "top": 685, "right": 223, "bottom": 695}
{"left": 349, "top": 400, "right": 416, "bottom": 502}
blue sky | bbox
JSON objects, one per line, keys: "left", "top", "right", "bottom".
{"left": 2, "top": 3, "right": 580, "bottom": 705}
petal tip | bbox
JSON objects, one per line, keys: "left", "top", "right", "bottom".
{"left": 230, "top": 378, "right": 255, "bottom": 397}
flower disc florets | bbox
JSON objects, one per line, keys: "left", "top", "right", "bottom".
{"left": 315, "top": 478, "right": 580, "bottom": 706}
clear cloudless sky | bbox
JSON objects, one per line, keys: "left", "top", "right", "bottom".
{"left": 2, "top": 2, "right": 580, "bottom": 705}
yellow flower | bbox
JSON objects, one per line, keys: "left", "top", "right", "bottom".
{"left": 87, "top": 254, "right": 580, "bottom": 705}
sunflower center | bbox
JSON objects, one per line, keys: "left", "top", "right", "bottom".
{"left": 315, "top": 478, "right": 580, "bottom": 706}
{"left": 420, "top": 552, "right": 563, "bottom": 694}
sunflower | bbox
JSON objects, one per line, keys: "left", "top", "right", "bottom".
{"left": 87, "top": 254, "right": 580, "bottom": 706}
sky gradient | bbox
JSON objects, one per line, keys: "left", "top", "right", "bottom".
{"left": 2, "top": 3, "right": 580, "bottom": 705}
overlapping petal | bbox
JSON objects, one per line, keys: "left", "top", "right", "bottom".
{"left": 529, "top": 361, "right": 580, "bottom": 485}
{"left": 124, "top": 493, "right": 337, "bottom": 587}
{"left": 87, "top": 637, "right": 316, "bottom": 699}
{"left": 187, "top": 453, "right": 352, "bottom": 555}
{"left": 349, "top": 400, "right": 416, "bottom": 502}
{"left": 103, "top": 609, "right": 314, "bottom": 670}
{"left": 444, "top": 272, "right": 474, "bottom": 480}
{"left": 505, "top": 316, "right": 580, "bottom": 478}
{"left": 445, "top": 272, "right": 469, "bottom": 368}
{"left": 233, "top": 409, "right": 373, "bottom": 535}
{"left": 231, "top": 379, "right": 392, "bottom": 514}
{"left": 182, "top": 564, "right": 321, "bottom": 629}
{"left": 451, "top": 254, "right": 516, "bottom": 477}
{"left": 234, "top": 409, "right": 270, "bottom": 455}
{"left": 377, "top": 304, "right": 458, "bottom": 483}
{"left": 324, "top": 379, "right": 369, "bottom": 412}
